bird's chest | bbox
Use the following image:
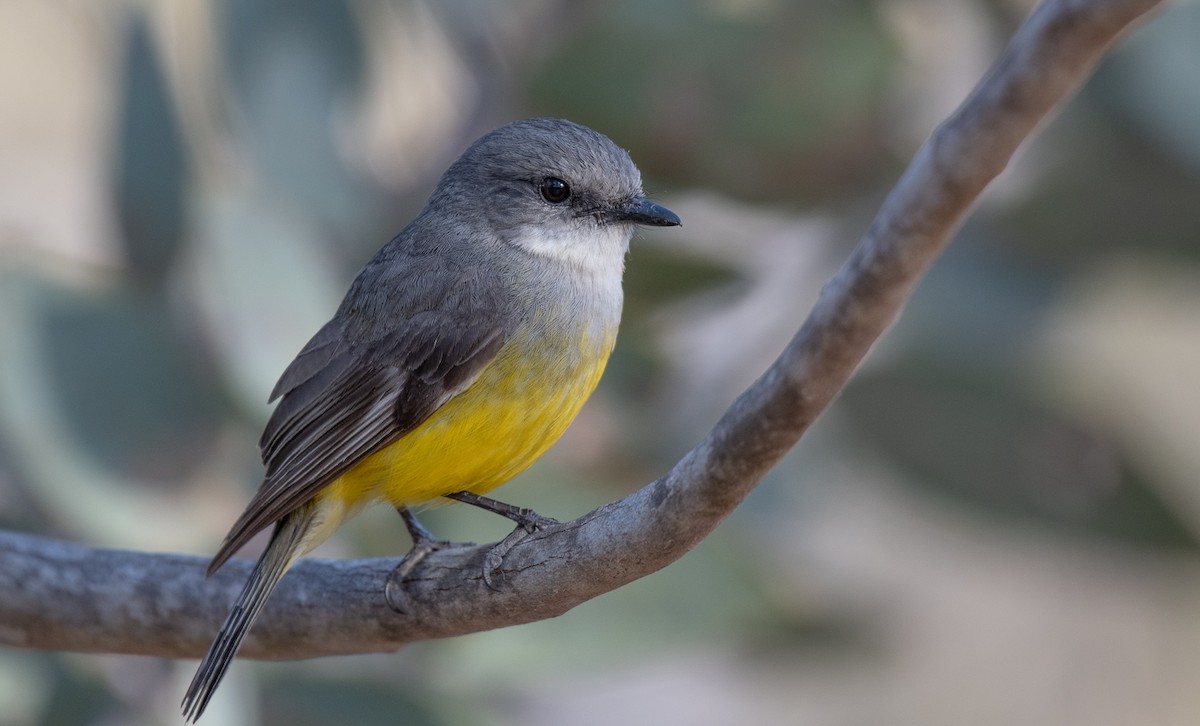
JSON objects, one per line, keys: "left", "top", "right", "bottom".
{"left": 358, "top": 292, "right": 619, "bottom": 504}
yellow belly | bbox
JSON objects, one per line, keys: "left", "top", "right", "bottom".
{"left": 317, "top": 325, "right": 615, "bottom": 512}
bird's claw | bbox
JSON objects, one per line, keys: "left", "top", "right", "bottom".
{"left": 386, "top": 537, "right": 450, "bottom": 613}
{"left": 480, "top": 514, "right": 558, "bottom": 590}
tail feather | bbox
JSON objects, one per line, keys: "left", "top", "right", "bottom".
{"left": 182, "top": 511, "right": 312, "bottom": 722}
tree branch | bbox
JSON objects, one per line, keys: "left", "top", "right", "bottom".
{"left": 0, "top": 0, "right": 1166, "bottom": 660}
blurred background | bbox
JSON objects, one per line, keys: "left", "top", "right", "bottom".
{"left": 2, "top": 0, "right": 1200, "bottom": 724}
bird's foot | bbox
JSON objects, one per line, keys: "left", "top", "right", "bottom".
{"left": 445, "top": 491, "right": 559, "bottom": 590}
{"left": 386, "top": 508, "right": 456, "bottom": 613}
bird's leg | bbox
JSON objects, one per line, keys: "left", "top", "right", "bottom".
{"left": 386, "top": 507, "right": 451, "bottom": 613}
{"left": 399, "top": 507, "right": 442, "bottom": 547}
{"left": 445, "top": 491, "right": 559, "bottom": 590}
{"left": 444, "top": 491, "right": 559, "bottom": 531}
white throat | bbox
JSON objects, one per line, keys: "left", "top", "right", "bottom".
{"left": 511, "top": 222, "right": 631, "bottom": 280}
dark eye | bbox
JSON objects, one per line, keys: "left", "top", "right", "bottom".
{"left": 539, "top": 177, "right": 570, "bottom": 204}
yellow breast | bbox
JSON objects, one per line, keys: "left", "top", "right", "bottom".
{"left": 319, "top": 322, "right": 617, "bottom": 510}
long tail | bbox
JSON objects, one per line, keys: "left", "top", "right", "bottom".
{"left": 181, "top": 509, "right": 313, "bottom": 722}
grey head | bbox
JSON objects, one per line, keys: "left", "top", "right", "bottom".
{"left": 424, "top": 118, "right": 680, "bottom": 270}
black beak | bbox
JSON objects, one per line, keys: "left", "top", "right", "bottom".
{"left": 612, "top": 196, "right": 681, "bottom": 227}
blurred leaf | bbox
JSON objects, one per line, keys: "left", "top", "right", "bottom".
{"left": 429, "top": 526, "right": 779, "bottom": 685}
{"left": 114, "top": 15, "right": 188, "bottom": 287}
{"left": 841, "top": 365, "right": 1198, "bottom": 550}
{"left": 1101, "top": 2, "right": 1200, "bottom": 174}
{"left": 0, "top": 650, "right": 52, "bottom": 726}
{"left": 223, "top": 0, "right": 362, "bottom": 98}
{"left": 549, "top": 242, "right": 742, "bottom": 453}
{"left": 220, "top": 0, "right": 367, "bottom": 226}
{"left": 892, "top": 231, "right": 1065, "bottom": 368}
{"left": 528, "top": 0, "right": 896, "bottom": 203}
{"left": 738, "top": 608, "right": 881, "bottom": 663}
{"left": 186, "top": 189, "right": 349, "bottom": 417}
{"left": 263, "top": 675, "right": 456, "bottom": 726}
{"left": 995, "top": 111, "right": 1200, "bottom": 266}
{"left": 40, "top": 654, "right": 120, "bottom": 726}
{"left": 35, "top": 286, "right": 223, "bottom": 483}
{"left": 622, "top": 243, "right": 743, "bottom": 320}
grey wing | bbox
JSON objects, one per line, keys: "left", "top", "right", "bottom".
{"left": 207, "top": 305, "right": 507, "bottom": 576}
{"left": 266, "top": 317, "right": 346, "bottom": 404}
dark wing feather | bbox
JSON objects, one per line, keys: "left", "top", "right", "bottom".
{"left": 208, "top": 247, "right": 509, "bottom": 574}
{"left": 268, "top": 317, "right": 345, "bottom": 403}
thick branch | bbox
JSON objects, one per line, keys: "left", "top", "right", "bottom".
{"left": 0, "top": 0, "right": 1165, "bottom": 660}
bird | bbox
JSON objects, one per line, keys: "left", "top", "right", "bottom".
{"left": 181, "top": 117, "right": 681, "bottom": 721}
